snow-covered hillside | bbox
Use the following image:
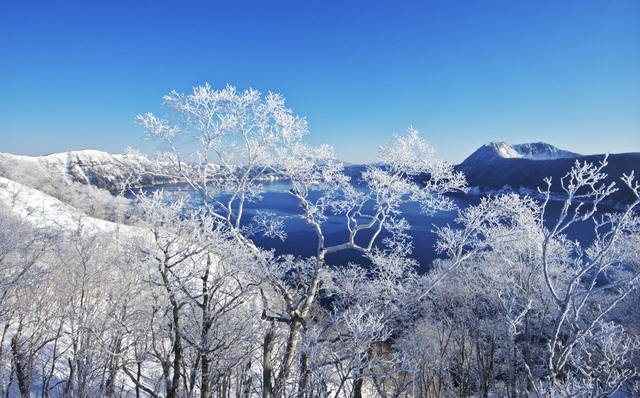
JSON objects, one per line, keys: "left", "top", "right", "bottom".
{"left": 0, "top": 149, "right": 176, "bottom": 191}
{"left": 0, "top": 176, "right": 142, "bottom": 236}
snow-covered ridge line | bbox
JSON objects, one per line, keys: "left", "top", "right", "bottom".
{"left": 511, "top": 142, "right": 580, "bottom": 160}
{"left": 0, "top": 149, "right": 177, "bottom": 191}
{"left": 0, "top": 149, "right": 290, "bottom": 192}
{"left": 461, "top": 141, "right": 580, "bottom": 165}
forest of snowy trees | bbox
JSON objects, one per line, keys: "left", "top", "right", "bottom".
{"left": 1, "top": 84, "right": 639, "bottom": 397}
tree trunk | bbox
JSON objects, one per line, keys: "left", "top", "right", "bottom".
{"left": 161, "top": 262, "right": 183, "bottom": 398}
{"left": 136, "top": 361, "right": 142, "bottom": 398}
{"left": 168, "top": 305, "right": 183, "bottom": 398}
{"left": 105, "top": 335, "right": 122, "bottom": 397}
{"left": 201, "top": 353, "right": 210, "bottom": 398}
{"left": 243, "top": 361, "right": 253, "bottom": 398}
{"left": 296, "top": 352, "right": 309, "bottom": 398}
{"left": 263, "top": 323, "right": 276, "bottom": 398}
{"left": 10, "top": 336, "right": 30, "bottom": 398}
{"left": 274, "top": 320, "right": 303, "bottom": 396}
{"left": 201, "top": 264, "right": 212, "bottom": 398}
{"left": 352, "top": 378, "right": 364, "bottom": 398}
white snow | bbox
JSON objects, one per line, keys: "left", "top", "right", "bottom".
{"left": 0, "top": 149, "right": 174, "bottom": 190}
{"left": 491, "top": 142, "right": 523, "bottom": 158}
{"left": 476, "top": 141, "right": 579, "bottom": 161}
{"left": 0, "top": 176, "right": 144, "bottom": 237}
{"left": 512, "top": 142, "right": 579, "bottom": 160}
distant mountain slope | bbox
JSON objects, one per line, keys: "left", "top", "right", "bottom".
{"left": 512, "top": 142, "right": 580, "bottom": 160}
{"left": 344, "top": 142, "right": 638, "bottom": 204}
{"left": 459, "top": 141, "right": 580, "bottom": 172}
{"left": 0, "top": 150, "right": 175, "bottom": 191}
{"left": 457, "top": 149, "right": 640, "bottom": 204}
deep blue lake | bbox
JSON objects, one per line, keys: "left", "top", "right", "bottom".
{"left": 134, "top": 182, "right": 603, "bottom": 272}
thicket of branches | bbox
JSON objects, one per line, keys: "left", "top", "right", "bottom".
{"left": 0, "top": 84, "right": 638, "bottom": 397}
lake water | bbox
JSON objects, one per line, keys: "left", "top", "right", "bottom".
{"left": 135, "top": 181, "right": 601, "bottom": 272}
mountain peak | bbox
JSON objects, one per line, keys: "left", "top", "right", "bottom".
{"left": 485, "top": 141, "right": 522, "bottom": 158}
{"left": 462, "top": 141, "right": 579, "bottom": 167}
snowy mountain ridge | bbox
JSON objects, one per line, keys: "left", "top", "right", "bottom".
{"left": 0, "top": 142, "right": 578, "bottom": 193}
{"left": 455, "top": 143, "right": 640, "bottom": 204}
{"left": 462, "top": 141, "right": 580, "bottom": 165}
{"left": 511, "top": 142, "right": 580, "bottom": 160}
{"left": 0, "top": 149, "right": 176, "bottom": 191}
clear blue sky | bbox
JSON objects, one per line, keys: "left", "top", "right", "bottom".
{"left": 1, "top": 0, "right": 639, "bottom": 163}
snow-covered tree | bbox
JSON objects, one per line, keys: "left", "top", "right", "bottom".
{"left": 136, "top": 83, "right": 467, "bottom": 398}
{"left": 414, "top": 157, "right": 640, "bottom": 397}
{"left": 2, "top": 81, "right": 639, "bottom": 398}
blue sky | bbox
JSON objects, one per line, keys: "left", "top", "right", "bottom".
{"left": 1, "top": 0, "right": 639, "bottom": 163}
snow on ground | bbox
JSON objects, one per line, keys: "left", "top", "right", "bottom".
{"left": 0, "top": 176, "right": 144, "bottom": 237}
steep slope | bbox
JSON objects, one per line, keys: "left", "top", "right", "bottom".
{"left": 0, "top": 176, "right": 142, "bottom": 236}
